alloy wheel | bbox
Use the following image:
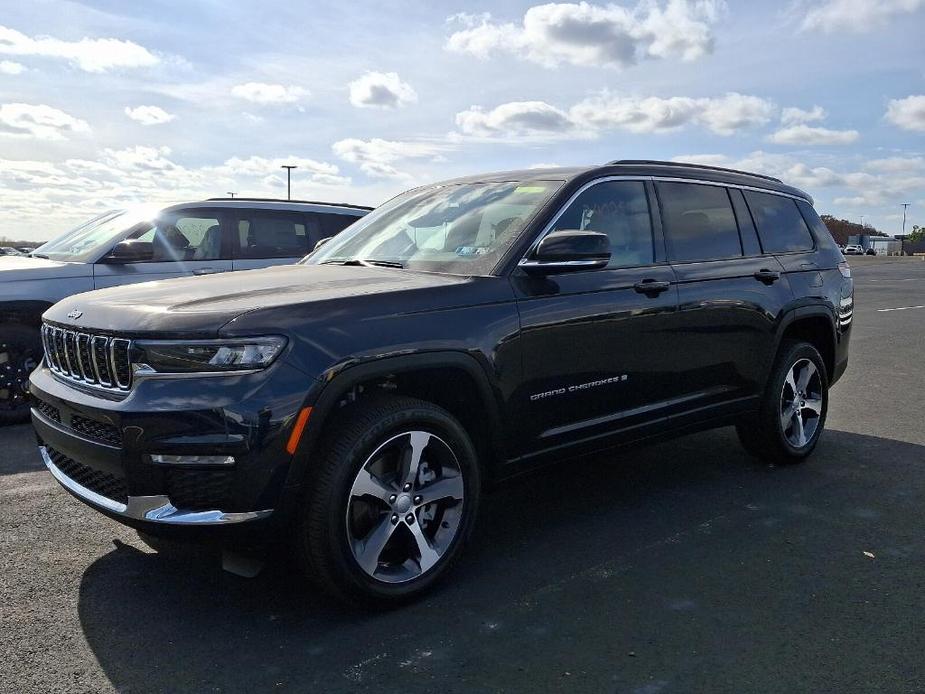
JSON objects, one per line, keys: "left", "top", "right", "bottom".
{"left": 346, "top": 430, "right": 465, "bottom": 583}
{"left": 0, "top": 343, "right": 36, "bottom": 412}
{"left": 779, "top": 358, "right": 823, "bottom": 448}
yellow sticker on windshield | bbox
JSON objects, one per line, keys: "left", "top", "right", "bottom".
{"left": 514, "top": 186, "right": 546, "bottom": 194}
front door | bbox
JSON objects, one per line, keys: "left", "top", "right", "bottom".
{"left": 93, "top": 208, "right": 232, "bottom": 289}
{"left": 511, "top": 179, "right": 680, "bottom": 458}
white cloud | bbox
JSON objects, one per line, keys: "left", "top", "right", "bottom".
{"left": 0, "top": 102, "right": 90, "bottom": 140}
{"left": 446, "top": 1, "right": 725, "bottom": 69}
{"left": 0, "top": 59, "right": 24, "bottom": 74}
{"left": 768, "top": 124, "right": 859, "bottom": 145}
{"left": 0, "top": 24, "right": 158, "bottom": 72}
{"left": 781, "top": 105, "right": 826, "bottom": 125}
{"left": 885, "top": 95, "right": 925, "bottom": 132}
{"left": 230, "top": 82, "right": 308, "bottom": 105}
{"left": 348, "top": 71, "right": 417, "bottom": 109}
{"left": 864, "top": 156, "right": 925, "bottom": 173}
{"left": 456, "top": 101, "right": 576, "bottom": 137}
{"left": 800, "top": 0, "right": 925, "bottom": 33}
{"left": 332, "top": 138, "right": 447, "bottom": 179}
{"left": 213, "top": 155, "right": 348, "bottom": 186}
{"left": 124, "top": 105, "right": 175, "bottom": 126}
{"left": 456, "top": 92, "right": 776, "bottom": 139}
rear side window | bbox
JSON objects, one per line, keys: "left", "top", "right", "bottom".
{"left": 320, "top": 213, "right": 361, "bottom": 238}
{"left": 657, "top": 182, "right": 742, "bottom": 262}
{"left": 550, "top": 180, "right": 654, "bottom": 268}
{"left": 744, "top": 191, "right": 814, "bottom": 253}
{"left": 235, "top": 212, "right": 322, "bottom": 259}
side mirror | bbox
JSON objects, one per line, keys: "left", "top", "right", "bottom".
{"left": 103, "top": 240, "right": 154, "bottom": 263}
{"left": 521, "top": 230, "right": 610, "bottom": 274}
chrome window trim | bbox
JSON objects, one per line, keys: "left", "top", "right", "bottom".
{"left": 519, "top": 174, "right": 811, "bottom": 265}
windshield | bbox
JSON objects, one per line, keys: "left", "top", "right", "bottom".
{"left": 33, "top": 207, "right": 160, "bottom": 262}
{"left": 306, "top": 180, "right": 563, "bottom": 275}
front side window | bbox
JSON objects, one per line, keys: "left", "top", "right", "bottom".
{"left": 307, "top": 181, "right": 563, "bottom": 275}
{"left": 130, "top": 211, "right": 224, "bottom": 262}
{"left": 236, "top": 212, "right": 319, "bottom": 259}
{"left": 657, "top": 182, "right": 742, "bottom": 263}
{"left": 549, "top": 180, "right": 654, "bottom": 268}
{"left": 745, "top": 191, "right": 814, "bottom": 253}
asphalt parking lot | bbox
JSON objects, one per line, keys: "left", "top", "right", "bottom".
{"left": 2, "top": 257, "right": 924, "bottom": 693}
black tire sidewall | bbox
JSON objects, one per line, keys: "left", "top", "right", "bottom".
{"left": 766, "top": 342, "right": 829, "bottom": 459}
{"left": 308, "top": 398, "right": 480, "bottom": 604}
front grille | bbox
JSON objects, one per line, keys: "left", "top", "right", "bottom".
{"left": 42, "top": 324, "right": 132, "bottom": 391}
{"left": 166, "top": 469, "right": 234, "bottom": 511}
{"left": 71, "top": 414, "right": 122, "bottom": 447}
{"left": 46, "top": 445, "right": 128, "bottom": 504}
{"left": 35, "top": 399, "right": 60, "bottom": 422}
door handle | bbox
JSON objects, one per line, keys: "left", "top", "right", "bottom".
{"left": 754, "top": 269, "right": 781, "bottom": 284}
{"left": 193, "top": 267, "right": 223, "bottom": 275}
{"left": 634, "top": 279, "right": 671, "bottom": 295}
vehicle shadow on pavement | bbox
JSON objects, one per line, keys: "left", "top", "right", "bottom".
{"left": 76, "top": 427, "right": 925, "bottom": 692}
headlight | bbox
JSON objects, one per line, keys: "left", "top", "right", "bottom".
{"left": 133, "top": 336, "right": 286, "bottom": 373}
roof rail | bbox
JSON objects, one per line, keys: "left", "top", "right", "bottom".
{"left": 206, "top": 196, "right": 373, "bottom": 210}
{"left": 608, "top": 159, "right": 782, "bottom": 184}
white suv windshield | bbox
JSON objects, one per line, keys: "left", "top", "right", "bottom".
{"left": 33, "top": 207, "right": 160, "bottom": 262}
{"left": 306, "top": 181, "right": 562, "bottom": 275}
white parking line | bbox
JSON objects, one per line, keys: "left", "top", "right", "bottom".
{"left": 877, "top": 305, "right": 925, "bottom": 313}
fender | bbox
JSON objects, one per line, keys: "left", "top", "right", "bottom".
{"left": 286, "top": 350, "right": 508, "bottom": 488}
{"left": 771, "top": 303, "right": 838, "bottom": 377}
{"left": 0, "top": 300, "right": 54, "bottom": 326}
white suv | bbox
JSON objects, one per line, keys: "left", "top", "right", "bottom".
{"left": 0, "top": 197, "right": 369, "bottom": 423}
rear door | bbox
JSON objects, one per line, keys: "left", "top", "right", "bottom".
{"left": 512, "top": 178, "right": 680, "bottom": 457}
{"left": 92, "top": 208, "right": 233, "bottom": 289}
{"left": 657, "top": 181, "right": 793, "bottom": 423}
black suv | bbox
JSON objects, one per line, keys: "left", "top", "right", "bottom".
{"left": 31, "top": 160, "right": 853, "bottom": 604}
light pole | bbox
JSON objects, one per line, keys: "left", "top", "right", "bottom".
{"left": 226, "top": 191, "right": 236, "bottom": 198}
{"left": 901, "top": 203, "right": 911, "bottom": 255}
{"left": 281, "top": 165, "right": 297, "bottom": 200}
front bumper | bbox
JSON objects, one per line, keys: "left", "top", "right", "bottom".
{"left": 30, "top": 360, "right": 319, "bottom": 537}
{"left": 40, "top": 443, "right": 272, "bottom": 525}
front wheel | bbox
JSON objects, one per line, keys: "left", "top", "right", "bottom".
{"left": 0, "top": 324, "right": 42, "bottom": 425}
{"left": 297, "top": 395, "right": 480, "bottom": 606}
{"left": 736, "top": 340, "right": 828, "bottom": 464}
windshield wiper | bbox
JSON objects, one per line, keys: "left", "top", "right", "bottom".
{"left": 321, "top": 259, "right": 404, "bottom": 269}
{"left": 30, "top": 253, "right": 49, "bottom": 259}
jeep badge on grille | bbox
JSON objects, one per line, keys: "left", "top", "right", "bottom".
{"left": 66, "top": 309, "right": 82, "bottom": 320}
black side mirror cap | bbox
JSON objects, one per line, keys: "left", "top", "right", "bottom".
{"left": 521, "top": 230, "right": 611, "bottom": 274}
{"left": 102, "top": 239, "right": 154, "bottom": 264}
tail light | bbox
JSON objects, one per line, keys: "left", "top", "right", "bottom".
{"left": 838, "top": 261, "right": 851, "bottom": 278}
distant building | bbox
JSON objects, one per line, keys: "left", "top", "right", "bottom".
{"left": 847, "top": 234, "right": 902, "bottom": 255}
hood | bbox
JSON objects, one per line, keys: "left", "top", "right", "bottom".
{"left": 43, "top": 263, "right": 473, "bottom": 337}
{"left": 0, "top": 255, "right": 91, "bottom": 281}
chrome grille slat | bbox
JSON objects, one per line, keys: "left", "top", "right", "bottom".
{"left": 42, "top": 323, "right": 132, "bottom": 392}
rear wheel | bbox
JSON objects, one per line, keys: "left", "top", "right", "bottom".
{"left": 0, "top": 324, "right": 41, "bottom": 425}
{"left": 736, "top": 340, "right": 828, "bottom": 464}
{"left": 297, "top": 395, "right": 480, "bottom": 606}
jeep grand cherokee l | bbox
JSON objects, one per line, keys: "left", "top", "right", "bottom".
{"left": 31, "top": 160, "right": 853, "bottom": 604}
{"left": 0, "top": 198, "right": 369, "bottom": 423}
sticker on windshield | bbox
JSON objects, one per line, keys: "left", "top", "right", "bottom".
{"left": 455, "top": 246, "right": 489, "bottom": 256}
{"left": 514, "top": 186, "right": 547, "bottom": 194}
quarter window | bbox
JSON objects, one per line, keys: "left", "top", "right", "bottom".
{"left": 550, "top": 181, "right": 654, "bottom": 268}
{"left": 745, "top": 191, "right": 814, "bottom": 253}
{"left": 657, "top": 182, "right": 742, "bottom": 262}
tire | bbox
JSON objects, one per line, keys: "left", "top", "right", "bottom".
{"left": 736, "top": 340, "right": 828, "bottom": 464}
{"left": 296, "top": 394, "right": 481, "bottom": 606}
{"left": 0, "top": 323, "right": 42, "bottom": 425}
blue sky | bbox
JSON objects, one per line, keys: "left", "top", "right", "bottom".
{"left": 1, "top": 0, "right": 923, "bottom": 241}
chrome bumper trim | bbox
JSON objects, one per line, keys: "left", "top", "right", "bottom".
{"left": 40, "top": 446, "right": 273, "bottom": 525}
